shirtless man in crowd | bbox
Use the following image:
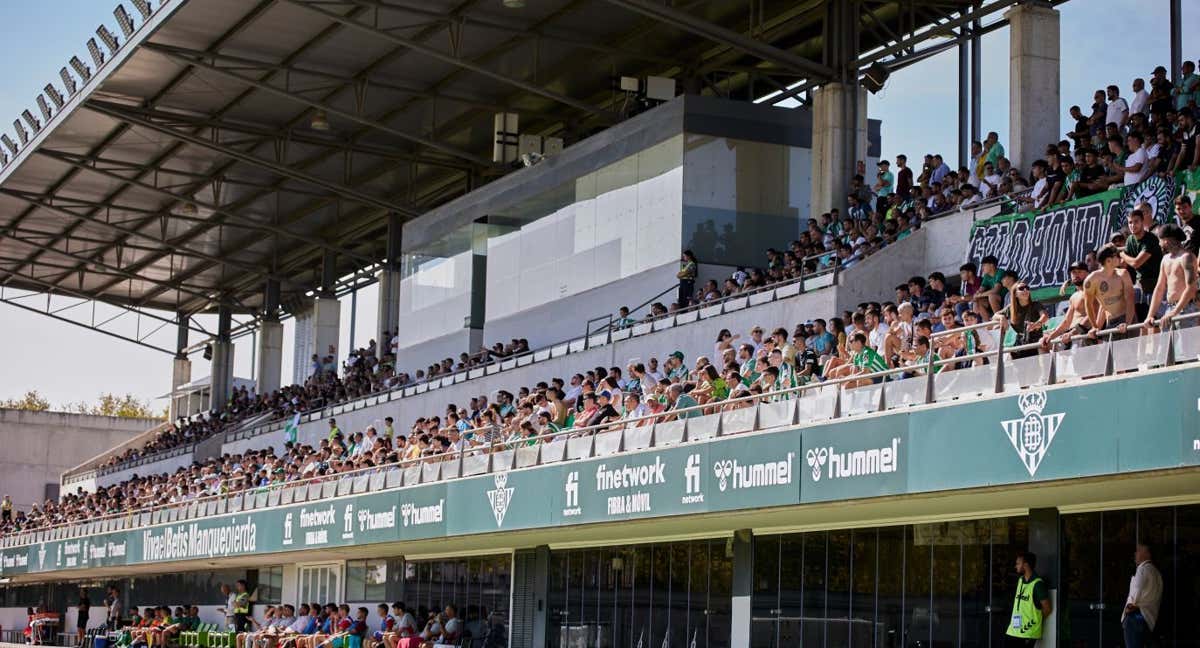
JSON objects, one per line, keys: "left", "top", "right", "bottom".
{"left": 1042, "top": 261, "right": 1092, "bottom": 348}
{"left": 1083, "top": 244, "right": 1135, "bottom": 337}
{"left": 1145, "top": 224, "right": 1198, "bottom": 332}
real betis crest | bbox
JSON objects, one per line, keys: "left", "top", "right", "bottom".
{"left": 486, "top": 472, "right": 514, "bottom": 527}
{"left": 1001, "top": 390, "right": 1065, "bottom": 477}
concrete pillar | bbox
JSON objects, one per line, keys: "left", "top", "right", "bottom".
{"left": 376, "top": 268, "right": 401, "bottom": 360}
{"left": 256, "top": 319, "right": 284, "bottom": 395}
{"left": 730, "top": 528, "right": 753, "bottom": 648}
{"left": 169, "top": 356, "right": 192, "bottom": 419}
{"left": 810, "top": 83, "right": 868, "bottom": 216}
{"left": 1028, "top": 507, "right": 1060, "bottom": 648}
{"left": 210, "top": 304, "right": 235, "bottom": 411}
{"left": 377, "top": 213, "right": 402, "bottom": 361}
{"left": 313, "top": 296, "right": 341, "bottom": 366}
{"left": 1006, "top": 2, "right": 1060, "bottom": 173}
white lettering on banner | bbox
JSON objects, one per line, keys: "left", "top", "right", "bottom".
{"left": 342, "top": 504, "right": 355, "bottom": 540}
{"left": 304, "top": 530, "right": 328, "bottom": 545}
{"left": 595, "top": 458, "right": 667, "bottom": 491}
{"left": 1000, "top": 390, "right": 1064, "bottom": 477}
{"left": 713, "top": 453, "right": 795, "bottom": 492}
{"left": 282, "top": 513, "right": 294, "bottom": 546}
{"left": 400, "top": 499, "right": 444, "bottom": 527}
{"left": 357, "top": 506, "right": 397, "bottom": 531}
{"left": 140, "top": 517, "right": 258, "bottom": 562}
{"left": 0, "top": 552, "right": 29, "bottom": 569}
{"left": 562, "top": 472, "right": 582, "bottom": 517}
{"left": 681, "top": 454, "right": 704, "bottom": 504}
{"left": 607, "top": 492, "right": 652, "bottom": 515}
{"left": 299, "top": 506, "right": 336, "bottom": 528}
{"left": 808, "top": 440, "right": 900, "bottom": 482}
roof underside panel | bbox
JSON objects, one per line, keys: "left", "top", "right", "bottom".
{"left": 0, "top": 0, "right": 1001, "bottom": 335}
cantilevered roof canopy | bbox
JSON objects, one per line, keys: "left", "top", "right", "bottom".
{"left": 0, "top": 0, "right": 1043, "bottom": 351}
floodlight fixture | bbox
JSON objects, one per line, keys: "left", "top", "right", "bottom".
{"left": 1, "top": 135, "right": 17, "bottom": 156}
{"left": 87, "top": 38, "right": 106, "bottom": 68}
{"left": 131, "top": 0, "right": 152, "bottom": 19}
{"left": 36, "top": 95, "right": 52, "bottom": 122}
{"left": 97, "top": 26, "right": 120, "bottom": 55}
{"left": 114, "top": 5, "right": 135, "bottom": 38}
{"left": 21, "top": 110, "right": 41, "bottom": 133}
{"left": 13, "top": 120, "right": 29, "bottom": 146}
{"left": 68, "top": 58, "right": 89, "bottom": 84}
{"left": 44, "top": 84, "right": 65, "bottom": 109}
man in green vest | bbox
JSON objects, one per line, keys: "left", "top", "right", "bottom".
{"left": 1006, "top": 551, "right": 1052, "bottom": 647}
{"left": 327, "top": 418, "right": 342, "bottom": 443}
{"left": 233, "top": 579, "right": 252, "bottom": 632}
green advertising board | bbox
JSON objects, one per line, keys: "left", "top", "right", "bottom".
{"left": 1, "top": 367, "right": 1197, "bottom": 577}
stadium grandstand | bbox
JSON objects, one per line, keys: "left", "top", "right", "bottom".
{"left": 0, "top": 1, "right": 1198, "bottom": 648}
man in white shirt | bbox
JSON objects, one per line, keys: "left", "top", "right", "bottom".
{"left": 1106, "top": 85, "right": 1130, "bottom": 131}
{"left": 1121, "top": 542, "right": 1162, "bottom": 648}
{"left": 1029, "top": 160, "right": 1052, "bottom": 209}
{"left": 1120, "top": 132, "right": 1148, "bottom": 186}
{"left": 1129, "top": 78, "right": 1150, "bottom": 116}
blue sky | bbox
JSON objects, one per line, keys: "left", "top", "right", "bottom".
{"left": 0, "top": 0, "right": 1195, "bottom": 407}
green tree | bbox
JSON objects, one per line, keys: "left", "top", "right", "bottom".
{"left": 0, "top": 390, "right": 52, "bottom": 411}
{"left": 65, "top": 393, "right": 161, "bottom": 419}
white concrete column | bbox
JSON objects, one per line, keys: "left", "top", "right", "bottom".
{"left": 1007, "top": 2, "right": 1060, "bottom": 173}
{"left": 169, "top": 356, "right": 192, "bottom": 419}
{"left": 256, "top": 319, "right": 284, "bottom": 396}
{"left": 810, "top": 82, "right": 868, "bottom": 216}
{"left": 313, "top": 297, "right": 341, "bottom": 366}
{"left": 210, "top": 340, "right": 234, "bottom": 411}
{"left": 376, "top": 268, "right": 401, "bottom": 361}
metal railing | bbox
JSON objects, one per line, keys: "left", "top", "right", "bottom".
{"left": 8, "top": 312, "right": 1197, "bottom": 549}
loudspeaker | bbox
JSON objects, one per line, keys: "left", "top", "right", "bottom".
{"left": 862, "top": 62, "right": 890, "bottom": 94}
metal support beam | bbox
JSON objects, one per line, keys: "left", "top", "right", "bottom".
{"left": 176, "top": 313, "right": 189, "bottom": 357}
{"left": 84, "top": 100, "right": 421, "bottom": 217}
{"left": 283, "top": 0, "right": 614, "bottom": 120}
{"left": 603, "top": 0, "right": 835, "bottom": 81}
{"left": 1170, "top": 0, "right": 1182, "bottom": 87}
{"left": 321, "top": 249, "right": 337, "bottom": 297}
{"left": 958, "top": 30, "right": 969, "bottom": 168}
{"left": 971, "top": 2, "right": 982, "bottom": 142}
{"left": 37, "top": 147, "right": 378, "bottom": 265}
{"left": 144, "top": 43, "right": 493, "bottom": 167}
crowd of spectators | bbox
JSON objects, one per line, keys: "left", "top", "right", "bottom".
{"left": 100, "top": 592, "right": 501, "bottom": 648}
{"left": 19, "top": 58, "right": 1200, "bottom": 537}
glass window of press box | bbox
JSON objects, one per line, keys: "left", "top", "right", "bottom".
{"left": 398, "top": 222, "right": 483, "bottom": 349}
{"left": 483, "top": 135, "right": 684, "bottom": 321}
{"left": 681, "top": 134, "right": 814, "bottom": 269}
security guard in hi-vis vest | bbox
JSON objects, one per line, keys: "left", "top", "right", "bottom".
{"left": 1006, "top": 551, "right": 1053, "bottom": 647}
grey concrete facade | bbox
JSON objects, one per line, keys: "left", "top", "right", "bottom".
{"left": 0, "top": 409, "right": 153, "bottom": 509}
{"left": 1007, "top": 3, "right": 1061, "bottom": 173}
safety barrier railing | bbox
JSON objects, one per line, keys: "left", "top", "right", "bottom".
{"left": 6, "top": 310, "right": 1197, "bottom": 549}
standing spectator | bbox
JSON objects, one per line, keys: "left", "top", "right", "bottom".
{"left": 1148, "top": 65, "right": 1174, "bottom": 119}
{"left": 1066, "top": 106, "right": 1090, "bottom": 148}
{"left": 1174, "top": 60, "right": 1199, "bottom": 111}
{"left": 1177, "top": 195, "right": 1200, "bottom": 255}
{"left": 929, "top": 154, "right": 951, "bottom": 185}
{"left": 1088, "top": 90, "right": 1108, "bottom": 145}
{"left": 984, "top": 132, "right": 1005, "bottom": 169}
{"left": 895, "top": 154, "right": 913, "bottom": 199}
{"left": 1121, "top": 542, "right": 1163, "bottom": 648}
{"left": 872, "top": 160, "right": 894, "bottom": 214}
{"left": 1, "top": 494, "right": 10, "bottom": 524}
{"left": 1129, "top": 78, "right": 1150, "bottom": 117}
{"left": 1121, "top": 207, "right": 1162, "bottom": 317}
{"left": 1083, "top": 245, "right": 1136, "bottom": 335}
{"left": 676, "top": 250, "right": 697, "bottom": 308}
{"left": 1145, "top": 224, "right": 1198, "bottom": 332}
{"left": 1118, "top": 132, "right": 1147, "bottom": 186}
{"left": 1106, "top": 84, "right": 1130, "bottom": 132}
{"left": 233, "top": 580, "right": 251, "bottom": 632}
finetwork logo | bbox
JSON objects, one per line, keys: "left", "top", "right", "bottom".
{"left": 487, "top": 472, "right": 515, "bottom": 527}
{"left": 807, "top": 440, "right": 899, "bottom": 482}
{"left": 282, "top": 513, "right": 294, "bottom": 546}
{"left": 681, "top": 454, "right": 704, "bottom": 504}
{"left": 1000, "top": 390, "right": 1065, "bottom": 477}
{"left": 563, "top": 471, "right": 582, "bottom": 517}
{"left": 713, "top": 453, "right": 795, "bottom": 491}
{"left": 341, "top": 504, "right": 355, "bottom": 540}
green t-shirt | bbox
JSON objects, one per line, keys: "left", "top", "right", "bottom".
{"left": 1177, "top": 72, "right": 1200, "bottom": 109}
{"left": 877, "top": 170, "right": 894, "bottom": 196}
{"left": 852, "top": 347, "right": 888, "bottom": 374}
{"left": 674, "top": 394, "right": 701, "bottom": 418}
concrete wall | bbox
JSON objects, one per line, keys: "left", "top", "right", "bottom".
{"left": 0, "top": 410, "right": 153, "bottom": 510}
{"left": 923, "top": 209, "right": 976, "bottom": 279}
{"left": 833, "top": 228, "right": 932, "bottom": 313}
